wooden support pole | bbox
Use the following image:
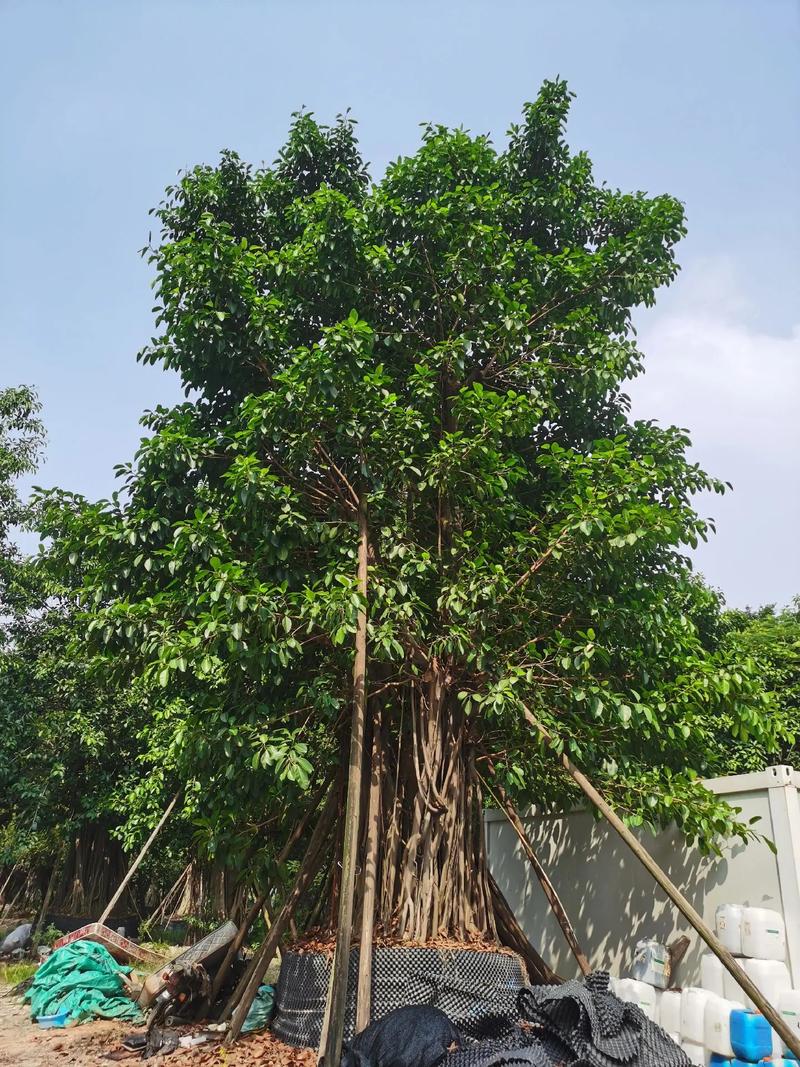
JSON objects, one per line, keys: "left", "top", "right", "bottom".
{"left": 322, "top": 495, "right": 369, "bottom": 1065}
{"left": 0, "top": 865, "right": 18, "bottom": 905}
{"left": 355, "top": 707, "right": 382, "bottom": 1031}
{"left": 484, "top": 772, "right": 591, "bottom": 976}
{"left": 206, "top": 890, "right": 267, "bottom": 1013}
{"left": 488, "top": 873, "right": 560, "bottom": 984}
{"left": 207, "top": 783, "right": 327, "bottom": 1010}
{"left": 522, "top": 703, "right": 800, "bottom": 1060}
{"left": 31, "top": 860, "right": 60, "bottom": 947}
{"left": 226, "top": 783, "right": 338, "bottom": 1041}
{"left": 98, "top": 791, "right": 180, "bottom": 927}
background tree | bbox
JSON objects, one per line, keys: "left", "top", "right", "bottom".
{"left": 0, "top": 385, "right": 44, "bottom": 616}
{"left": 43, "top": 81, "right": 788, "bottom": 945}
{"left": 716, "top": 598, "right": 799, "bottom": 772}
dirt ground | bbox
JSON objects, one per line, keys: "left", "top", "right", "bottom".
{"left": 0, "top": 996, "right": 316, "bottom": 1066}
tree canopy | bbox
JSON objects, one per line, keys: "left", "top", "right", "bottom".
{"left": 31, "top": 81, "right": 789, "bottom": 941}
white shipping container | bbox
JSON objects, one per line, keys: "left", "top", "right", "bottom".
{"left": 485, "top": 767, "right": 800, "bottom": 989}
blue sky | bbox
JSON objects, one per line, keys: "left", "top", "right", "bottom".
{"left": 1, "top": 0, "right": 798, "bottom": 607}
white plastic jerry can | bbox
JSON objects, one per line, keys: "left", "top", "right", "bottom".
{"left": 704, "top": 995, "right": 744, "bottom": 1057}
{"left": 615, "top": 977, "right": 657, "bottom": 1021}
{"left": 701, "top": 951, "right": 726, "bottom": 998}
{"left": 715, "top": 904, "right": 744, "bottom": 955}
{"left": 680, "top": 1039, "right": 706, "bottom": 1065}
{"left": 681, "top": 986, "right": 714, "bottom": 1045}
{"left": 779, "top": 989, "right": 800, "bottom": 1056}
{"left": 722, "top": 957, "right": 791, "bottom": 1011}
{"left": 659, "top": 989, "right": 681, "bottom": 1035}
{"left": 742, "top": 958, "right": 792, "bottom": 1014}
{"left": 741, "top": 906, "right": 786, "bottom": 962}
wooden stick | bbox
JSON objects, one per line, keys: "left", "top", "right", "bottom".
{"left": 207, "top": 783, "right": 327, "bottom": 1010}
{"left": 31, "top": 860, "right": 60, "bottom": 947}
{"left": 316, "top": 963, "right": 337, "bottom": 1062}
{"left": 484, "top": 772, "right": 591, "bottom": 976}
{"left": 355, "top": 707, "right": 382, "bottom": 1031}
{"left": 226, "top": 783, "right": 338, "bottom": 1041}
{"left": 521, "top": 703, "right": 800, "bottom": 1060}
{"left": 98, "top": 791, "right": 180, "bottom": 927}
{"left": 0, "top": 865, "right": 18, "bottom": 905}
{"left": 205, "top": 890, "right": 267, "bottom": 1013}
{"left": 322, "top": 495, "right": 369, "bottom": 1065}
{"left": 488, "top": 872, "right": 560, "bottom": 984}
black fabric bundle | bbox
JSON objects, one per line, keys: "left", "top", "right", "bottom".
{"left": 515, "top": 972, "right": 691, "bottom": 1067}
{"left": 337, "top": 973, "right": 690, "bottom": 1067}
{"left": 340, "top": 1004, "right": 461, "bottom": 1067}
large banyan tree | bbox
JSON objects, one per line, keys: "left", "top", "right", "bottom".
{"left": 46, "top": 82, "right": 778, "bottom": 952}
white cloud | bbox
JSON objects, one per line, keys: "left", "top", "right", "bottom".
{"left": 629, "top": 257, "right": 800, "bottom": 609}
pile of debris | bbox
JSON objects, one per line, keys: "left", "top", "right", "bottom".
{"left": 3, "top": 908, "right": 699, "bottom": 1067}
{"left": 3, "top": 918, "right": 269, "bottom": 1061}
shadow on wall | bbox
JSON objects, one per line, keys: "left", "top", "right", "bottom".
{"left": 487, "top": 788, "right": 779, "bottom": 986}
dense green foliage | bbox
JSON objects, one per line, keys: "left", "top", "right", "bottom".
{"left": 3, "top": 84, "right": 794, "bottom": 937}
{"left": 717, "top": 600, "right": 800, "bottom": 771}
{"left": 0, "top": 385, "right": 44, "bottom": 615}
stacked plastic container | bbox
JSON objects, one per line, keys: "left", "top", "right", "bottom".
{"left": 613, "top": 909, "right": 797, "bottom": 1065}
{"left": 689, "top": 903, "right": 795, "bottom": 1067}
{"left": 612, "top": 939, "right": 672, "bottom": 1033}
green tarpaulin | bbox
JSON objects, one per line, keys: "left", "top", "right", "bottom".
{"left": 24, "top": 940, "right": 143, "bottom": 1024}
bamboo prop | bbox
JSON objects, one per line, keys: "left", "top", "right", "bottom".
{"left": 206, "top": 783, "right": 328, "bottom": 1011}
{"left": 98, "top": 791, "right": 180, "bottom": 926}
{"left": 488, "top": 872, "right": 560, "bottom": 984}
{"left": 322, "top": 495, "right": 370, "bottom": 1066}
{"left": 0, "top": 866, "right": 19, "bottom": 921}
{"left": 204, "top": 890, "right": 267, "bottom": 1015}
{"left": 316, "top": 965, "right": 337, "bottom": 1062}
{"left": 355, "top": 707, "right": 382, "bottom": 1031}
{"left": 226, "top": 783, "right": 339, "bottom": 1041}
{"left": 220, "top": 941, "right": 261, "bottom": 1023}
{"left": 482, "top": 769, "right": 590, "bottom": 976}
{"left": 0, "top": 865, "right": 18, "bottom": 905}
{"left": 521, "top": 702, "right": 800, "bottom": 1060}
{"left": 31, "top": 860, "right": 60, "bottom": 947}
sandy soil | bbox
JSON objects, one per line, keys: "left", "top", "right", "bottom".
{"left": 0, "top": 994, "right": 316, "bottom": 1066}
{"left": 0, "top": 996, "right": 127, "bottom": 1065}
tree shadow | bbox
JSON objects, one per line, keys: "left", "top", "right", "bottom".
{"left": 487, "top": 793, "right": 782, "bottom": 987}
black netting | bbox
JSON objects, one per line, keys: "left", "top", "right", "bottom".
{"left": 272, "top": 947, "right": 526, "bottom": 1049}
{"left": 516, "top": 973, "right": 691, "bottom": 1067}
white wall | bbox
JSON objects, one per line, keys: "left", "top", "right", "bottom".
{"left": 486, "top": 765, "right": 800, "bottom": 988}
